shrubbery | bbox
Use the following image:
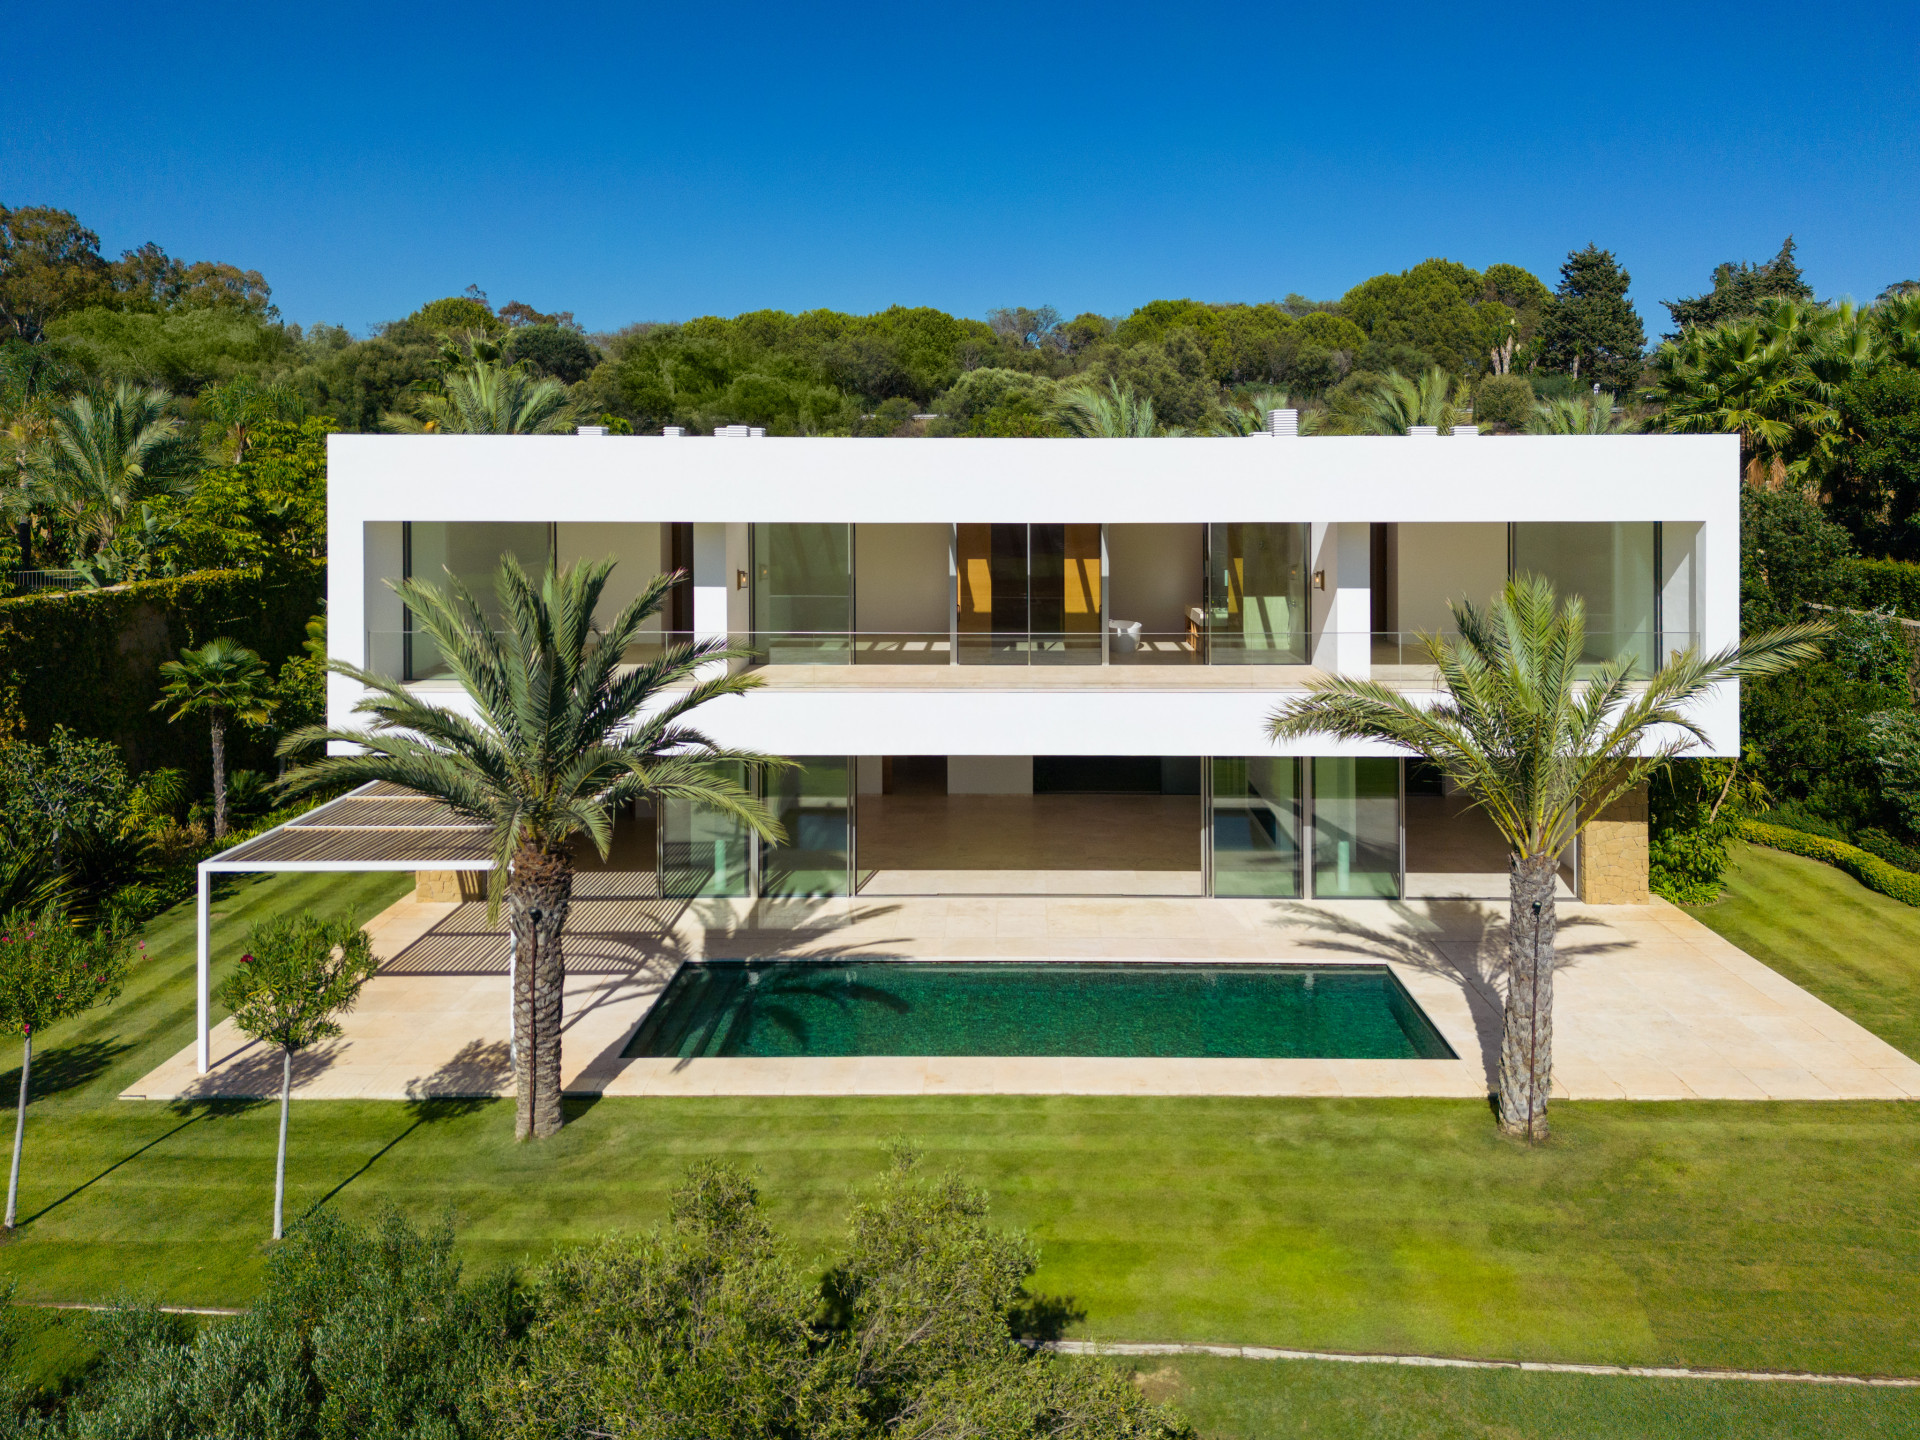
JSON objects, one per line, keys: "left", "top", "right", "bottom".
{"left": 4, "top": 1159, "right": 1190, "bottom": 1440}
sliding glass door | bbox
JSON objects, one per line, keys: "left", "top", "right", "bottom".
{"left": 1311, "top": 757, "right": 1401, "bottom": 899}
{"left": 956, "top": 523, "right": 1102, "bottom": 664}
{"left": 1211, "top": 756, "right": 1305, "bottom": 896}
{"left": 753, "top": 522, "right": 852, "bottom": 663}
{"left": 1206, "top": 523, "right": 1309, "bottom": 663}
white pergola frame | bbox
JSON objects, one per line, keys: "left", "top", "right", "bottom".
{"left": 193, "top": 785, "right": 494, "bottom": 1074}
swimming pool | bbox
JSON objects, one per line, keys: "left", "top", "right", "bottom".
{"left": 622, "top": 961, "right": 1456, "bottom": 1061}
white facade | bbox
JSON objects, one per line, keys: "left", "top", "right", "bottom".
{"left": 326, "top": 432, "right": 1741, "bottom": 761}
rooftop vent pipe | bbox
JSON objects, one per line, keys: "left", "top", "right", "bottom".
{"left": 1267, "top": 408, "right": 1299, "bottom": 436}
{"left": 575, "top": 424, "right": 608, "bottom": 436}
{"left": 1409, "top": 425, "right": 1440, "bottom": 437}
{"left": 715, "top": 424, "right": 751, "bottom": 437}
{"left": 1449, "top": 425, "right": 1479, "bottom": 437}
{"left": 662, "top": 425, "right": 686, "bottom": 437}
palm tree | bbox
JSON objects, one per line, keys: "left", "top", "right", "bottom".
{"left": 1646, "top": 299, "right": 1872, "bottom": 490}
{"left": 280, "top": 557, "right": 787, "bottom": 1141}
{"left": 1053, "top": 378, "right": 1159, "bottom": 437}
{"left": 154, "top": 638, "right": 276, "bottom": 840}
{"left": 197, "top": 377, "right": 306, "bottom": 463}
{"left": 1268, "top": 577, "right": 1824, "bottom": 1143}
{"left": 42, "top": 383, "right": 198, "bottom": 554}
{"left": 1217, "top": 389, "right": 1320, "bottom": 436}
{"left": 1525, "top": 394, "right": 1632, "bottom": 434}
{"left": 1357, "top": 367, "right": 1468, "bottom": 434}
{"left": 381, "top": 359, "right": 575, "bottom": 435}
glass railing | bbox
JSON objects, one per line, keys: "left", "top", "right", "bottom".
{"left": 364, "top": 627, "right": 1698, "bottom": 684}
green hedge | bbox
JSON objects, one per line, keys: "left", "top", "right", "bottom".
{"left": 1742, "top": 820, "right": 1920, "bottom": 906}
{"left": 0, "top": 562, "right": 321, "bottom": 783}
{"left": 1841, "top": 557, "right": 1920, "bottom": 617}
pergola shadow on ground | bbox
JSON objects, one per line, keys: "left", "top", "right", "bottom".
{"left": 141, "top": 860, "right": 1920, "bottom": 1104}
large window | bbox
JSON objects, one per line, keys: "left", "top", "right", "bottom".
{"left": 956, "top": 524, "right": 1101, "bottom": 664}
{"left": 753, "top": 523, "right": 852, "bottom": 663}
{"left": 1211, "top": 757, "right": 1304, "bottom": 897}
{"left": 659, "top": 762, "right": 752, "bottom": 897}
{"left": 403, "top": 522, "right": 552, "bottom": 680}
{"left": 1207, "top": 523, "right": 1309, "bottom": 664}
{"left": 760, "top": 756, "right": 851, "bottom": 897}
{"left": 1311, "top": 757, "right": 1401, "bottom": 899}
{"left": 1511, "top": 522, "right": 1657, "bottom": 673}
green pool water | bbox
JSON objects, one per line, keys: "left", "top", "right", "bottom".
{"left": 622, "top": 961, "right": 1456, "bottom": 1060}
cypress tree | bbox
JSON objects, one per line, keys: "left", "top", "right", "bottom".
{"left": 1537, "top": 245, "right": 1647, "bottom": 391}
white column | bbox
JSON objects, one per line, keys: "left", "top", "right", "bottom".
{"left": 1310, "top": 522, "right": 1372, "bottom": 678}
{"left": 691, "top": 522, "right": 731, "bottom": 678}
{"left": 195, "top": 866, "right": 211, "bottom": 1074}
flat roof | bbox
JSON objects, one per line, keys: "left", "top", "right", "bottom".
{"left": 206, "top": 782, "right": 494, "bottom": 872}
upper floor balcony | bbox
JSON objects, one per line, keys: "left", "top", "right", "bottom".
{"left": 360, "top": 517, "right": 1703, "bottom": 694}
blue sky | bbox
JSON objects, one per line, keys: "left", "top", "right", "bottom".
{"left": 5, "top": 0, "right": 1915, "bottom": 335}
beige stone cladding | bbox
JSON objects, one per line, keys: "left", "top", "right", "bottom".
{"left": 1578, "top": 785, "right": 1649, "bottom": 905}
{"left": 414, "top": 870, "right": 486, "bottom": 903}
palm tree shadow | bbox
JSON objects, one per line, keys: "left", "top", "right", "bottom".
{"left": 719, "top": 967, "right": 911, "bottom": 1055}
{"left": 1267, "top": 899, "right": 1629, "bottom": 1086}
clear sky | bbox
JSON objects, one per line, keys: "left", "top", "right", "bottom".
{"left": 5, "top": 0, "right": 1915, "bottom": 336}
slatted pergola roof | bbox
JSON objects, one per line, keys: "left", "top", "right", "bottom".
{"left": 193, "top": 783, "right": 495, "bottom": 1073}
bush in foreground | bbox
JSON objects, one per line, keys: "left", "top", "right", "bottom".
{"left": 6, "top": 1159, "right": 1187, "bottom": 1440}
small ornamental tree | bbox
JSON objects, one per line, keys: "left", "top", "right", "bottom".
{"left": 0, "top": 904, "right": 131, "bottom": 1230}
{"left": 217, "top": 912, "right": 377, "bottom": 1239}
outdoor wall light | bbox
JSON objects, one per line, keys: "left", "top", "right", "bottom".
{"left": 736, "top": 569, "right": 749, "bottom": 590}
{"left": 1313, "top": 569, "right": 1326, "bottom": 591}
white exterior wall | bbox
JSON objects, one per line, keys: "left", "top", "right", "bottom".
{"left": 327, "top": 433, "right": 1741, "bottom": 759}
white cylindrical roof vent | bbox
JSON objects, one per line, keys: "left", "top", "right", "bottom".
{"left": 575, "top": 424, "right": 608, "bottom": 436}
{"left": 1267, "top": 408, "right": 1299, "bottom": 436}
{"left": 715, "top": 424, "right": 751, "bottom": 438}
{"left": 1449, "top": 425, "right": 1479, "bottom": 437}
{"left": 662, "top": 426, "right": 685, "bottom": 437}
{"left": 1409, "top": 425, "right": 1440, "bottom": 437}
{"left": 749, "top": 426, "right": 766, "bottom": 438}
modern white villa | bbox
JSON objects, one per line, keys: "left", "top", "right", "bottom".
{"left": 139, "top": 420, "right": 1920, "bottom": 1104}
{"left": 315, "top": 421, "right": 1734, "bottom": 908}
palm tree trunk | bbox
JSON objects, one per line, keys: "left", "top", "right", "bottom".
{"left": 507, "top": 843, "right": 573, "bottom": 1140}
{"left": 273, "top": 1047, "right": 290, "bottom": 1239}
{"left": 6, "top": 1030, "right": 30, "bottom": 1231}
{"left": 211, "top": 712, "right": 229, "bottom": 840}
{"left": 1498, "top": 853, "right": 1559, "bottom": 1142}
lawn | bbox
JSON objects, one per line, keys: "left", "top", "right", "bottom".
{"left": 1688, "top": 840, "right": 1920, "bottom": 1059}
{"left": 1158, "top": 1355, "right": 1919, "bottom": 1438}
{"left": 0, "top": 860, "right": 1917, "bottom": 1437}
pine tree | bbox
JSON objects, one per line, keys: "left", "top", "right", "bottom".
{"left": 1536, "top": 245, "right": 1647, "bottom": 392}
{"left": 1663, "top": 236, "right": 1814, "bottom": 336}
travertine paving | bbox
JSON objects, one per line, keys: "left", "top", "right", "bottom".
{"left": 125, "top": 890, "right": 1920, "bottom": 1104}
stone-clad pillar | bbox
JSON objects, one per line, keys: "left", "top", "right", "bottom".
{"left": 1577, "top": 785, "right": 1650, "bottom": 904}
